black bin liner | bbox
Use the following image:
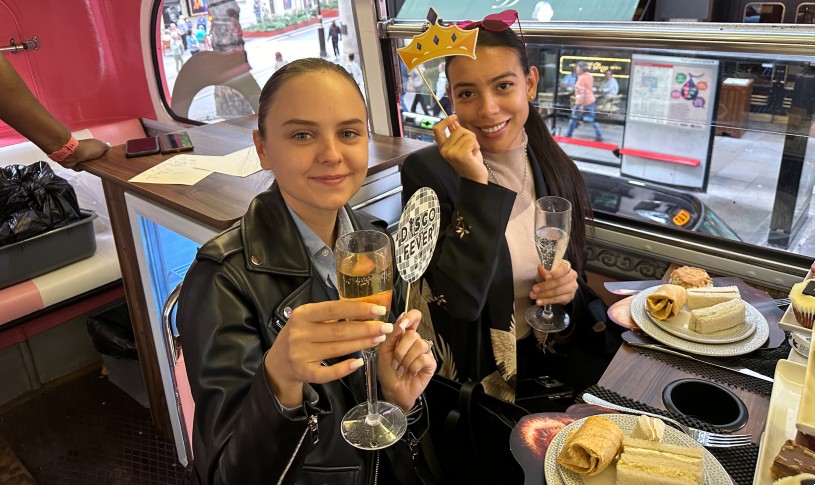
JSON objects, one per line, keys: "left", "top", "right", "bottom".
{"left": 0, "top": 161, "right": 81, "bottom": 246}
{"left": 86, "top": 303, "right": 139, "bottom": 360}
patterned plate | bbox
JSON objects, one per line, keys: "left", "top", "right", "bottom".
{"left": 631, "top": 286, "right": 769, "bottom": 357}
{"left": 646, "top": 307, "right": 756, "bottom": 344}
{"left": 543, "top": 414, "right": 730, "bottom": 485}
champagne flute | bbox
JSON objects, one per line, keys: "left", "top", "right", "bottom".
{"left": 525, "top": 196, "right": 572, "bottom": 333}
{"left": 335, "top": 230, "right": 407, "bottom": 450}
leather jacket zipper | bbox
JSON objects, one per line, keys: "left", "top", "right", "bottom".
{"left": 307, "top": 414, "right": 319, "bottom": 444}
{"left": 277, "top": 417, "right": 313, "bottom": 485}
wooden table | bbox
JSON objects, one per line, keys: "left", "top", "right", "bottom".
{"left": 81, "top": 116, "right": 429, "bottom": 437}
{"left": 599, "top": 345, "right": 770, "bottom": 442}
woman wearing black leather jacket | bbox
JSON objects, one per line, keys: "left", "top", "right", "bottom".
{"left": 177, "top": 58, "right": 435, "bottom": 485}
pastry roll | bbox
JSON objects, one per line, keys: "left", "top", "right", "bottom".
{"left": 646, "top": 284, "right": 688, "bottom": 321}
{"left": 557, "top": 416, "right": 623, "bottom": 475}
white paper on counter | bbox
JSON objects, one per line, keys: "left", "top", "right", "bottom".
{"left": 189, "top": 147, "right": 262, "bottom": 177}
{"left": 129, "top": 155, "right": 212, "bottom": 185}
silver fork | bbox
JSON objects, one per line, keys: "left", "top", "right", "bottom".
{"left": 582, "top": 393, "right": 753, "bottom": 448}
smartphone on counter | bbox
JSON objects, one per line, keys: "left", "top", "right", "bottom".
{"left": 158, "top": 131, "right": 194, "bottom": 154}
{"left": 125, "top": 136, "right": 160, "bottom": 158}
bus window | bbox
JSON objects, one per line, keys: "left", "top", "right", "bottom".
{"left": 797, "top": 3, "right": 815, "bottom": 24}
{"left": 744, "top": 2, "right": 785, "bottom": 23}
{"left": 155, "top": 0, "right": 361, "bottom": 124}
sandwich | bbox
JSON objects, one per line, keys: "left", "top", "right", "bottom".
{"left": 686, "top": 286, "right": 741, "bottom": 310}
{"left": 557, "top": 416, "right": 623, "bottom": 475}
{"left": 689, "top": 298, "right": 745, "bottom": 334}
{"left": 647, "top": 284, "right": 687, "bottom": 321}
{"left": 616, "top": 436, "right": 705, "bottom": 484}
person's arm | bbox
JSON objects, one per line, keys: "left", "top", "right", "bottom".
{"left": 178, "top": 260, "right": 317, "bottom": 484}
{"left": 0, "top": 55, "right": 108, "bottom": 168}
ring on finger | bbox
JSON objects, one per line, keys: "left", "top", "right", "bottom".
{"left": 423, "top": 339, "right": 434, "bottom": 354}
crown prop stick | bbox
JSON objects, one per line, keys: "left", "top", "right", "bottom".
{"left": 397, "top": 7, "right": 478, "bottom": 118}
{"left": 395, "top": 188, "right": 440, "bottom": 316}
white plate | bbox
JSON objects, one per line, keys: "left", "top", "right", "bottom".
{"left": 647, "top": 308, "right": 756, "bottom": 344}
{"left": 544, "top": 414, "right": 730, "bottom": 485}
{"left": 779, "top": 304, "right": 814, "bottom": 335}
{"left": 790, "top": 332, "right": 812, "bottom": 359}
{"left": 631, "top": 286, "right": 769, "bottom": 357}
{"left": 752, "top": 359, "right": 807, "bottom": 485}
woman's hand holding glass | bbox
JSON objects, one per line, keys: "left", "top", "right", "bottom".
{"left": 263, "top": 300, "right": 393, "bottom": 408}
{"left": 431, "top": 115, "right": 489, "bottom": 184}
{"left": 529, "top": 260, "right": 578, "bottom": 307}
{"left": 377, "top": 310, "right": 436, "bottom": 412}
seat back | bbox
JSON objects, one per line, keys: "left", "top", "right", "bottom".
{"left": 170, "top": 50, "right": 260, "bottom": 119}
{"left": 161, "top": 283, "right": 195, "bottom": 465}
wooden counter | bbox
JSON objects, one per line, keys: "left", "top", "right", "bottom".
{"left": 81, "top": 117, "right": 429, "bottom": 437}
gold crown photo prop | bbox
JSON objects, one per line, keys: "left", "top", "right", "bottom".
{"left": 397, "top": 8, "right": 478, "bottom": 72}
{"left": 397, "top": 8, "right": 478, "bottom": 118}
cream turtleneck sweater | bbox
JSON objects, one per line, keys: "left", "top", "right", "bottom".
{"left": 481, "top": 135, "right": 537, "bottom": 340}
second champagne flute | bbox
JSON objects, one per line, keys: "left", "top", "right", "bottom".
{"left": 525, "top": 196, "right": 572, "bottom": 333}
{"left": 335, "top": 230, "right": 407, "bottom": 450}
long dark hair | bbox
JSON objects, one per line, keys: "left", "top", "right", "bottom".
{"left": 446, "top": 28, "right": 593, "bottom": 275}
{"left": 256, "top": 57, "right": 366, "bottom": 139}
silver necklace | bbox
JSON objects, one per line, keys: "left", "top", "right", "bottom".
{"left": 483, "top": 139, "right": 529, "bottom": 199}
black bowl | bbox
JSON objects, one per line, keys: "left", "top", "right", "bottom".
{"left": 662, "top": 378, "right": 748, "bottom": 433}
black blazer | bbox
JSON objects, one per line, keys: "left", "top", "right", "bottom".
{"left": 401, "top": 145, "right": 609, "bottom": 400}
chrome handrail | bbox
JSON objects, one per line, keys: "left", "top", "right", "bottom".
{"left": 0, "top": 37, "right": 39, "bottom": 54}
{"left": 380, "top": 20, "right": 815, "bottom": 57}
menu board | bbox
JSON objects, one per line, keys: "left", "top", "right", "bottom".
{"left": 628, "top": 55, "right": 718, "bottom": 130}
{"left": 621, "top": 54, "right": 720, "bottom": 190}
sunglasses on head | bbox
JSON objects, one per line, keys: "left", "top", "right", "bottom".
{"left": 456, "top": 9, "right": 526, "bottom": 46}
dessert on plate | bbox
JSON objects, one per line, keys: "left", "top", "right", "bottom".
{"left": 789, "top": 279, "right": 815, "bottom": 330}
{"left": 772, "top": 439, "right": 815, "bottom": 480}
{"left": 669, "top": 266, "right": 713, "bottom": 289}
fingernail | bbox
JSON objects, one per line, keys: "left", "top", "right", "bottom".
{"left": 373, "top": 335, "right": 386, "bottom": 344}
{"left": 371, "top": 305, "right": 387, "bottom": 316}
{"left": 380, "top": 322, "right": 393, "bottom": 334}
{"left": 391, "top": 359, "right": 398, "bottom": 370}
{"left": 397, "top": 366, "right": 405, "bottom": 378}
{"left": 349, "top": 358, "right": 364, "bottom": 370}
{"left": 398, "top": 317, "right": 410, "bottom": 330}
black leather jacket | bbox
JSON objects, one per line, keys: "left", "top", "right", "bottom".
{"left": 178, "top": 184, "right": 422, "bottom": 485}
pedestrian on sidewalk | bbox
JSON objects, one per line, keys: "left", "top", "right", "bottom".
{"left": 327, "top": 20, "right": 342, "bottom": 58}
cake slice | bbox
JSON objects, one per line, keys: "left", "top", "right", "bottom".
{"left": 772, "top": 439, "right": 815, "bottom": 480}
{"left": 616, "top": 437, "right": 704, "bottom": 485}
{"left": 686, "top": 286, "right": 741, "bottom": 310}
{"left": 689, "top": 299, "right": 745, "bottom": 334}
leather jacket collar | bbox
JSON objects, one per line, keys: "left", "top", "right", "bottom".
{"left": 239, "top": 182, "right": 364, "bottom": 277}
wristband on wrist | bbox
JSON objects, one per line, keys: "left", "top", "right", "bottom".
{"left": 47, "top": 136, "right": 79, "bottom": 162}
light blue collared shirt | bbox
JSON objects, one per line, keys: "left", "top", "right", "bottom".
{"left": 286, "top": 205, "right": 353, "bottom": 300}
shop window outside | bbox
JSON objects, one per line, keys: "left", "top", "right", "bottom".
{"left": 744, "top": 2, "right": 785, "bottom": 23}
{"left": 398, "top": 39, "right": 815, "bottom": 256}
{"left": 797, "top": 3, "right": 815, "bottom": 24}
{"left": 156, "top": 0, "right": 362, "bottom": 124}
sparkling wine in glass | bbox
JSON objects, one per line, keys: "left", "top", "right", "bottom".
{"left": 335, "top": 230, "right": 407, "bottom": 450}
{"left": 525, "top": 196, "right": 572, "bottom": 333}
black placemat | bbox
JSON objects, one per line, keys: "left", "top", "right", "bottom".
{"left": 630, "top": 338, "right": 791, "bottom": 396}
{"left": 577, "top": 385, "right": 759, "bottom": 485}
